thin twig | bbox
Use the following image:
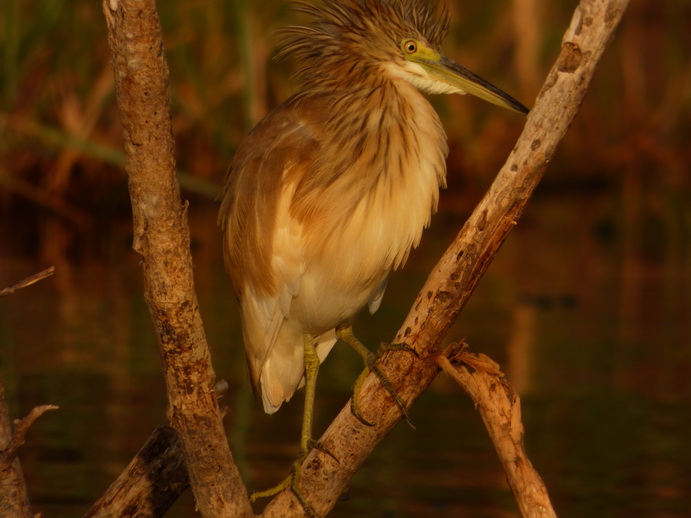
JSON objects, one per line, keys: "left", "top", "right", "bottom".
{"left": 1, "top": 381, "right": 55, "bottom": 518}
{"left": 0, "top": 267, "right": 55, "bottom": 298}
{"left": 0, "top": 405, "right": 59, "bottom": 472}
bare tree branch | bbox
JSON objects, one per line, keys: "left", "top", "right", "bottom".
{"left": 83, "top": 427, "right": 189, "bottom": 518}
{"left": 0, "top": 404, "right": 59, "bottom": 473}
{"left": 438, "top": 345, "right": 556, "bottom": 518}
{"left": 1, "top": 266, "right": 57, "bottom": 517}
{"left": 261, "top": 0, "right": 631, "bottom": 515}
{"left": 0, "top": 382, "right": 31, "bottom": 518}
{"left": 100, "top": 1, "right": 252, "bottom": 516}
{"left": 0, "top": 381, "right": 58, "bottom": 518}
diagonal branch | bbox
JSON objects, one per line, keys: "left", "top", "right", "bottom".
{"left": 0, "top": 267, "right": 55, "bottom": 298}
{"left": 83, "top": 427, "right": 189, "bottom": 518}
{"left": 261, "top": 0, "right": 631, "bottom": 515}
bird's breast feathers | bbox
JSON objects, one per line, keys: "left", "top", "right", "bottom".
{"left": 281, "top": 84, "right": 448, "bottom": 330}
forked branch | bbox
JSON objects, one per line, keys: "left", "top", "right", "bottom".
{"left": 0, "top": 383, "right": 58, "bottom": 518}
{"left": 438, "top": 344, "right": 556, "bottom": 518}
{"left": 1, "top": 269, "right": 57, "bottom": 518}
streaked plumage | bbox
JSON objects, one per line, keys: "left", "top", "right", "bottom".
{"left": 219, "top": 0, "right": 527, "bottom": 416}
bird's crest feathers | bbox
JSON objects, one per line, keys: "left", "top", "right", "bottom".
{"left": 278, "top": 0, "right": 450, "bottom": 89}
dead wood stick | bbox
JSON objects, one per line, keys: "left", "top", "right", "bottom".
{"left": 261, "top": 0, "right": 630, "bottom": 515}
{"left": 1, "top": 267, "right": 57, "bottom": 517}
{"left": 0, "top": 404, "right": 59, "bottom": 473}
{"left": 438, "top": 345, "right": 556, "bottom": 518}
{"left": 0, "top": 267, "right": 55, "bottom": 298}
{"left": 0, "top": 381, "right": 57, "bottom": 518}
{"left": 0, "top": 381, "right": 31, "bottom": 518}
{"left": 83, "top": 427, "right": 189, "bottom": 518}
{"left": 101, "top": 1, "right": 252, "bottom": 516}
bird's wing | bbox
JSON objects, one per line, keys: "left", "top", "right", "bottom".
{"left": 219, "top": 99, "right": 324, "bottom": 411}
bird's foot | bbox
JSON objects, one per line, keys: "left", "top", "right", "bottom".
{"left": 350, "top": 346, "right": 416, "bottom": 429}
{"left": 377, "top": 341, "right": 420, "bottom": 358}
{"left": 336, "top": 325, "right": 418, "bottom": 428}
{"left": 305, "top": 438, "right": 339, "bottom": 464}
{"left": 250, "top": 459, "right": 315, "bottom": 516}
{"left": 250, "top": 440, "right": 337, "bottom": 517}
{"left": 250, "top": 475, "right": 291, "bottom": 504}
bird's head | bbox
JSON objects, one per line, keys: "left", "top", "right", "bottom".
{"left": 279, "top": 0, "right": 529, "bottom": 114}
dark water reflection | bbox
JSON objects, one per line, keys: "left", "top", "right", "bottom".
{"left": 1, "top": 188, "right": 690, "bottom": 517}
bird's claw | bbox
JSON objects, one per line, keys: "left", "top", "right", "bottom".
{"left": 251, "top": 440, "right": 337, "bottom": 516}
{"left": 250, "top": 476, "right": 291, "bottom": 503}
{"left": 377, "top": 341, "right": 420, "bottom": 358}
{"left": 289, "top": 461, "right": 318, "bottom": 518}
{"left": 251, "top": 456, "right": 317, "bottom": 517}
{"left": 306, "top": 438, "right": 339, "bottom": 464}
{"left": 350, "top": 359, "right": 378, "bottom": 426}
{"left": 351, "top": 350, "right": 416, "bottom": 429}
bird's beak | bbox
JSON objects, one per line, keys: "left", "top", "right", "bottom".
{"left": 418, "top": 53, "right": 529, "bottom": 115}
{"left": 437, "top": 55, "right": 529, "bottom": 114}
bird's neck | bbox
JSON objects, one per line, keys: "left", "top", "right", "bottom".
{"left": 353, "top": 77, "right": 449, "bottom": 188}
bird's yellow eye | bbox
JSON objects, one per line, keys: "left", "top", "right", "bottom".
{"left": 402, "top": 40, "right": 418, "bottom": 54}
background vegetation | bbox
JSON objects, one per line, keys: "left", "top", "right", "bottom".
{"left": 1, "top": 0, "right": 689, "bottom": 227}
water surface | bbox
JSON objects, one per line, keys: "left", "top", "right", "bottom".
{"left": 1, "top": 188, "right": 689, "bottom": 517}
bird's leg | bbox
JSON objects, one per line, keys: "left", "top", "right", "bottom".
{"left": 251, "top": 335, "right": 335, "bottom": 518}
{"left": 336, "top": 324, "right": 415, "bottom": 428}
{"left": 289, "top": 335, "right": 322, "bottom": 516}
{"left": 298, "top": 334, "right": 338, "bottom": 460}
{"left": 300, "top": 334, "right": 319, "bottom": 453}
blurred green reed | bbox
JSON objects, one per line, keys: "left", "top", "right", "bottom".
{"left": 0, "top": 0, "right": 689, "bottom": 211}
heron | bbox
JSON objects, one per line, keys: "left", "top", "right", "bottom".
{"left": 219, "top": 0, "right": 528, "bottom": 511}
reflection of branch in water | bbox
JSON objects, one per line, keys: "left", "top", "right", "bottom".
{"left": 0, "top": 169, "right": 92, "bottom": 228}
{"left": 0, "top": 266, "right": 55, "bottom": 298}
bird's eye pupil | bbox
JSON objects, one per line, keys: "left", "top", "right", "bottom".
{"left": 405, "top": 41, "right": 417, "bottom": 53}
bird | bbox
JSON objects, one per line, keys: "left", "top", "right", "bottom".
{"left": 218, "top": 0, "right": 528, "bottom": 510}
